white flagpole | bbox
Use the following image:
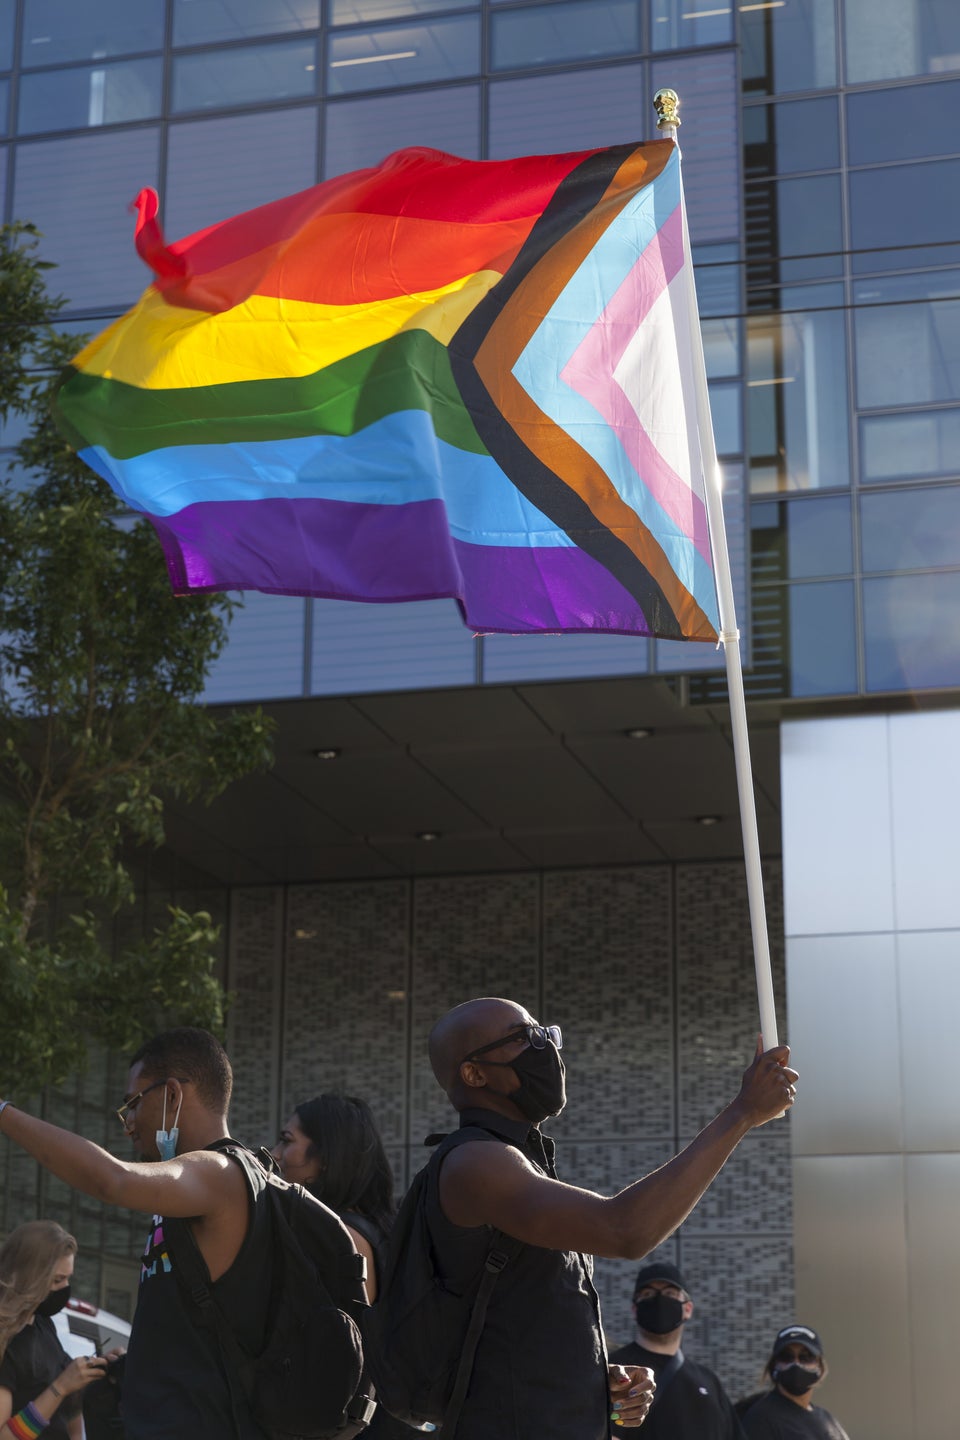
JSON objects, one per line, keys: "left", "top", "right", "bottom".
{"left": 654, "top": 89, "right": 780, "bottom": 1050}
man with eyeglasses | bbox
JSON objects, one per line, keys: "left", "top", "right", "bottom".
{"left": 608, "top": 1260, "right": 746, "bottom": 1439}
{"left": 422, "top": 995, "right": 797, "bottom": 1440}
{"left": 0, "top": 1027, "right": 270, "bottom": 1439}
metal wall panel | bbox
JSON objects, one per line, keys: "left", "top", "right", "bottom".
{"left": 897, "top": 930, "right": 960, "bottom": 1153}
{"left": 889, "top": 710, "right": 960, "bottom": 931}
{"left": 905, "top": 1153, "right": 960, "bottom": 1440}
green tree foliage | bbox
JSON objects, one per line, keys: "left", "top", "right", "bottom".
{"left": 0, "top": 223, "right": 275, "bottom": 1095}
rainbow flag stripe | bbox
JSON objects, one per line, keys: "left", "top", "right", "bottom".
{"left": 54, "top": 142, "right": 720, "bottom": 640}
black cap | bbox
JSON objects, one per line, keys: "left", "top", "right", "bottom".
{"left": 772, "top": 1325, "right": 823, "bottom": 1359}
{"left": 633, "top": 1260, "right": 688, "bottom": 1298}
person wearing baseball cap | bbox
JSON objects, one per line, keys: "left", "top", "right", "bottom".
{"left": 741, "top": 1325, "right": 850, "bottom": 1439}
{"left": 608, "top": 1259, "right": 745, "bottom": 1438}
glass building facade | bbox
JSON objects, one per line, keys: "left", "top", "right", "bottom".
{"left": 1, "top": 0, "right": 959, "bottom": 705}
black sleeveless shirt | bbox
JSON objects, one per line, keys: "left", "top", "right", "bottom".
{"left": 424, "top": 1109, "right": 609, "bottom": 1440}
{"left": 121, "top": 1139, "right": 272, "bottom": 1440}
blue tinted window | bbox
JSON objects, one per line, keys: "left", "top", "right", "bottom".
{"left": 311, "top": 599, "right": 476, "bottom": 693}
{"left": 742, "top": 0, "right": 837, "bottom": 96}
{"left": 709, "top": 382, "right": 742, "bottom": 456}
{"left": 752, "top": 496, "right": 853, "bottom": 582}
{"left": 855, "top": 298, "right": 960, "bottom": 410}
{"left": 328, "top": 15, "right": 479, "bottom": 93}
{"left": 22, "top": 0, "right": 165, "bottom": 66}
{"left": 484, "top": 632, "right": 648, "bottom": 684}
{"left": 748, "top": 174, "right": 843, "bottom": 284}
{"left": 851, "top": 160, "right": 960, "bottom": 274}
{"left": 326, "top": 86, "right": 480, "bottom": 174}
{"left": 847, "top": 80, "right": 960, "bottom": 167}
{"left": 864, "top": 572, "right": 960, "bottom": 692}
{"left": 694, "top": 244, "right": 740, "bottom": 318}
{"left": 702, "top": 318, "right": 740, "bottom": 380}
{"left": 861, "top": 410, "right": 960, "bottom": 484}
{"left": 174, "top": 0, "right": 320, "bottom": 45}
{"left": 788, "top": 581, "right": 857, "bottom": 697}
{"left": 652, "top": 51, "right": 739, "bottom": 245}
{"left": 0, "top": 78, "right": 7, "bottom": 135}
{"left": 845, "top": 0, "right": 960, "bottom": 84}
{"left": 489, "top": 63, "right": 645, "bottom": 159}
{"left": 861, "top": 486, "right": 960, "bottom": 572}
{"left": 651, "top": 0, "right": 732, "bottom": 52}
{"left": 165, "top": 107, "right": 318, "bottom": 240}
{"left": 13, "top": 128, "right": 161, "bottom": 310}
{"left": 173, "top": 40, "right": 318, "bottom": 113}
{"left": 205, "top": 594, "right": 307, "bottom": 703}
{"left": 491, "top": 1, "right": 639, "bottom": 72}
{"left": 331, "top": 0, "right": 476, "bottom": 19}
{"left": 743, "top": 97, "right": 840, "bottom": 178}
{"left": 0, "top": 0, "right": 12, "bottom": 70}
{"left": 18, "top": 60, "right": 163, "bottom": 134}
{"left": 747, "top": 308, "right": 850, "bottom": 492}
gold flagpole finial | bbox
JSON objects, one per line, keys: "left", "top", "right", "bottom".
{"left": 653, "top": 88, "right": 681, "bottom": 131}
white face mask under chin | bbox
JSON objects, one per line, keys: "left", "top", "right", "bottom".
{"left": 156, "top": 1088, "right": 183, "bottom": 1161}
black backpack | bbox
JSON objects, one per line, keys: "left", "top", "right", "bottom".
{"left": 168, "top": 1143, "right": 376, "bottom": 1440}
{"left": 362, "top": 1127, "right": 521, "bottom": 1437}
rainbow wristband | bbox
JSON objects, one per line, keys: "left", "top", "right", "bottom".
{"left": 8, "top": 1402, "right": 49, "bottom": 1439}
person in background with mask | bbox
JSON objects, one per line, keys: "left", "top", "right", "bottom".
{"left": 423, "top": 996, "right": 798, "bottom": 1440}
{"left": 0, "top": 1221, "right": 108, "bottom": 1440}
{"left": 0, "top": 1028, "right": 272, "bottom": 1439}
{"left": 608, "top": 1259, "right": 745, "bottom": 1438}
{"left": 741, "top": 1326, "right": 850, "bottom": 1440}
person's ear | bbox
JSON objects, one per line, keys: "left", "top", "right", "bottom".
{"left": 683, "top": 1298, "right": 694, "bottom": 1322}
{"left": 167, "top": 1078, "right": 184, "bottom": 1113}
{"left": 459, "top": 1060, "right": 488, "bottom": 1090}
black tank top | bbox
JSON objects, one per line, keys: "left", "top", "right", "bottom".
{"left": 424, "top": 1110, "right": 609, "bottom": 1440}
{"left": 121, "top": 1139, "right": 272, "bottom": 1440}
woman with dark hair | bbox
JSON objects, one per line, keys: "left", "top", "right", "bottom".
{"left": 0, "top": 1221, "right": 108, "bottom": 1440}
{"left": 741, "top": 1325, "right": 850, "bottom": 1440}
{"left": 272, "top": 1095, "right": 426, "bottom": 1436}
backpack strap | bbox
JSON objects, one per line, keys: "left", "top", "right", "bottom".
{"left": 429, "top": 1127, "right": 523, "bottom": 1439}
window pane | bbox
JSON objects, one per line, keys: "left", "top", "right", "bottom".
{"left": 483, "top": 631, "right": 648, "bottom": 684}
{"left": 0, "top": 78, "right": 7, "bottom": 135}
{"left": 330, "top": 0, "right": 476, "bottom": 20}
{"left": 851, "top": 159, "right": 960, "bottom": 274}
{"left": 787, "top": 580, "right": 856, "bottom": 696}
{"left": 173, "top": 0, "right": 320, "bottom": 46}
{"left": 204, "top": 594, "right": 306, "bottom": 702}
{"left": 652, "top": 51, "right": 739, "bottom": 244}
{"left": 845, "top": 0, "right": 960, "bottom": 84}
{"left": 747, "top": 308, "right": 850, "bottom": 492}
{"left": 0, "top": 0, "right": 12, "bottom": 70}
{"left": 741, "top": 0, "right": 837, "bottom": 96}
{"left": 12, "top": 129, "right": 161, "bottom": 309}
{"left": 694, "top": 243, "right": 740, "bottom": 318}
{"left": 860, "top": 410, "right": 960, "bottom": 484}
{"left": 18, "top": 59, "right": 163, "bottom": 134}
{"left": 752, "top": 495, "right": 853, "bottom": 580}
{"left": 164, "top": 107, "right": 318, "bottom": 239}
{"left": 311, "top": 599, "right": 476, "bottom": 693}
{"left": 651, "top": 0, "right": 732, "bottom": 52}
{"left": 847, "top": 80, "right": 960, "bottom": 167}
{"left": 22, "top": 0, "right": 165, "bottom": 67}
{"left": 855, "top": 298, "right": 960, "bottom": 410}
{"left": 862, "top": 486, "right": 960, "bottom": 572}
{"left": 864, "top": 573, "right": 960, "bottom": 692}
{"left": 747, "top": 173, "right": 842, "bottom": 296}
{"left": 490, "top": 1, "right": 640, "bottom": 72}
{"left": 326, "top": 86, "right": 479, "bottom": 174}
{"left": 327, "top": 15, "right": 479, "bottom": 93}
{"left": 709, "top": 382, "right": 742, "bottom": 455}
{"left": 743, "top": 96, "right": 839, "bottom": 179}
{"left": 489, "top": 63, "right": 643, "bottom": 159}
{"left": 173, "top": 40, "right": 318, "bottom": 113}
{"left": 702, "top": 317, "right": 740, "bottom": 379}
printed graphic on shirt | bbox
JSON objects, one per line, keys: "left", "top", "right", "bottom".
{"left": 140, "top": 1215, "right": 173, "bottom": 1283}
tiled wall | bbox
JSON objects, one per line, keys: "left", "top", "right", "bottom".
{"left": 0, "top": 858, "right": 789, "bottom": 1401}
{"left": 227, "top": 859, "right": 791, "bottom": 1402}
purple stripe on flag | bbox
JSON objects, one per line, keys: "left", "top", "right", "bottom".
{"left": 150, "top": 496, "right": 655, "bottom": 635}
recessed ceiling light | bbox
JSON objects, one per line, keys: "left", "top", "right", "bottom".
{"left": 696, "top": 815, "right": 721, "bottom": 827}
{"left": 416, "top": 830, "right": 441, "bottom": 842}
{"left": 624, "top": 727, "right": 652, "bottom": 740}
{"left": 312, "top": 747, "right": 341, "bottom": 760}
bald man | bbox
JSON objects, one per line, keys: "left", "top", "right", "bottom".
{"left": 421, "top": 996, "right": 797, "bottom": 1440}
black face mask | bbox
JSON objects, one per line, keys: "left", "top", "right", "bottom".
{"left": 35, "top": 1285, "right": 70, "bottom": 1319}
{"left": 773, "top": 1362, "right": 819, "bottom": 1396}
{"left": 510, "top": 1043, "right": 566, "bottom": 1123}
{"left": 635, "top": 1293, "right": 685, "bottom": 1335}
